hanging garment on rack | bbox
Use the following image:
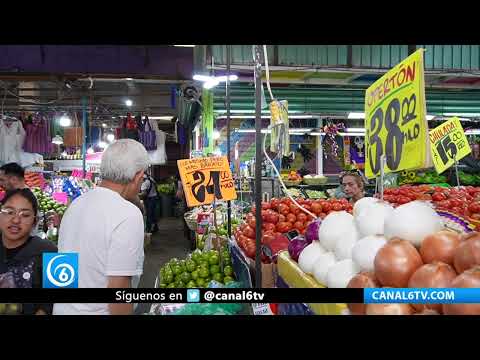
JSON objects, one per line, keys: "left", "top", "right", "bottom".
{"left": 147, "top": 119, "right": 167, "bottom": 165}
{"left": 138, "top": 116, "right": 157, "bottom": 151}
{"left": 23, "top": 113, "right": 53, "bottom": 155}
{"left": 0, "top": 118, "right": 26, "bottom": 165}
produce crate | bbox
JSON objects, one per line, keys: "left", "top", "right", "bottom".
{"left": 276, "top": 251, "right": 348, "bottom": 315}
{"left": 283, "top": 179, "right": 302, "bottom": 187}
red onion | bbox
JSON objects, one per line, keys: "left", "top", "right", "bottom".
{"left": 288, "top": 236, "right": 308, "bottom": 262}
{"left": 366, "top": 303, "right": 415, "bottom": 315}
{"left": 407, "top": 262, "right": 457, "bottom": 313}
{"left": 443, "top": 267, "right": 480, "bottom": 315}
{"left": 374, "top": 238, "right": 423, "bottom": 288}
{"left": 347, "top": 272, "right": 379, "bottom": 315}
{"left": 420, "top": 230, "right": 461, "bottom": 265}
{"left": 453, "top": 233, "right": 480, "bottom": 274}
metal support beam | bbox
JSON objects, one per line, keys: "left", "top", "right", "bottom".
{"left": 253, "top": 45, "right": 263, "bottom": 288}
{"left": 226, "top": 45, "right": 232, "bottom": 239}
{"left": 82, "top": 96, "right": 87, "bottom": 178}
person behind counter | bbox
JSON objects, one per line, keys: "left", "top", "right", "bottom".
{"left": 340, "top": 170, "right": 368, "bottom": 204}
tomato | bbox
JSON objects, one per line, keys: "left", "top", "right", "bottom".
{"left": 261, "top": 232, "right": 276, "bottom": 246}
{"left": 262, "top": 223, "right": 276, "bottom": 232}
{"left": 302, "top": 205, "right": 312, "bottom": 213}
{"left": 451, "top": 207, "right": 462, "bottom": 215}
{"left": 238, "top": 235, "right": 250, "bottom": 248}
{"left": 276, "top": 222, "right": 292, "bottom": 233}
{"left": 296, "top": 213, "right": 307, "bottom": 223}
{"left": 261, "top": 202, "right": 271, "bottom": 210}
{"left": 471, "top": 213, "right": 480, "bottom": 220}
{"left": 243, "top": 225, "right": 255, "bottom": 239}
{"left": 311, "top": 202, "right": 322, "bottom": 214}
{"left": 432, "top": 192, "right": 447, "bottom": 202}
{"left": 417, "top": 194, "right": 432, "bottom": 201}
{"left": 286, "top": 213, "right": 297, "bottom": 223}
{"left": 290, "top": 204, "right": 299, "bottom": 214}
{"left": 278, "top": 214, "right": 286, "bottom": 223}
{"left": 294, "top": 221, "right": 305, "bottom": 231}
{"left": 333, "top": 203, "right": 343, "bottom": 211}
{"left": 397, "top": 196, "right": 411, "bottom": 205}
{"left": 247, "top": 217, "right": 256, "bottom": 229}
{"left": 251, "top": 205, "right": 256, "bottom": 214}
{"left": 469, "top": 202, "right": 480, "bottom": 214}
{"left": 278, "top": 203, "right": 289, "bottom": 214}
{"left": 262, "top": 210, "right": 269, "bottom": 221}
{"left": 322, "top": 203, "right": 332, "bottom": 212}
{"left": 265, "top": 211, "right": 279, "bottom": 224}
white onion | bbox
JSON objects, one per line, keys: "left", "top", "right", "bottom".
{"left": 334, "top": 226, "right": 359, "bottom": 260}
{"left": 298, "top": 241, "right": 326, "bottom": 274}
{"left": 352, "top": 235, "right": 387, "bottom": 272}
{"left": 312, "top": 252, "right": 337, "bottom": 286}
{"left": 326, "top": 259, "right": 360, "bottom": 288}
{"left": 353, "top": 197, "right": 378, "bottom": 218}
{"left": 319, "top": 211, "right": 356, "bottom": 251}
{"left": 355, "top": 202, "right": 394, "bottom": 237}
{"left": 384, "top": 201, "right": 443, "bottom": 247}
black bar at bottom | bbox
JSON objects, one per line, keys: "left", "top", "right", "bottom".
{"left": 0, "top": 288, "right": 364, "bottom": 304}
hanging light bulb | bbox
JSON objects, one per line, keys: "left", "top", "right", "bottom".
{"left": 107, "top": 133, "right": 115, "bottom": 142}
{"left": 59, "top": 115, "right": 72, "bottom": 127}
{"left": 125, "top": 99, "right": 133, "bottom": 107}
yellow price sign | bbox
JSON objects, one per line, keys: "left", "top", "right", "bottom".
{"left": 365, "top": 49, "right": 430, "bottom": 179}
{"left": 177, "top": 156, "right": 237, "bottom": 207}
{"left": 429, "top": 117, "right": 472, "bottom": 174}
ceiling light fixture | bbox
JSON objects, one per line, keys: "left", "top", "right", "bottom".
{"left": 59, "top": 115, "right": 72, "bottom": 127}
{"left": 193, "top": 74, "right": 239, "bottom": 89}
{"left": 106, "top": 133, "right": 115, "bottom": 142}
{"left": 125, "top": 99, "right": 133, "bottom": 107}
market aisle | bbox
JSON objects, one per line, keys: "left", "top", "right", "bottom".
{"left": 135, "top": 217, "right": 190, "bottom": 314}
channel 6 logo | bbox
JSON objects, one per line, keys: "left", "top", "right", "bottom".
{"left": 42, "top": 253, "right": 78, "bottom": 288}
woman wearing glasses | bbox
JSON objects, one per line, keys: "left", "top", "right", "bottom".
{"left": 339, "top": 170, "right": 369, "bottom": 204}
{"left": 0, "top": 188, "right": 57, "bottom": 315}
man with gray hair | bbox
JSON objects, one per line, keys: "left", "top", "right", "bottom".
{"left": 53, "top": 139, "right": 149, "bottom": 315}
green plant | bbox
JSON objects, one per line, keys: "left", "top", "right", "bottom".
{"left": 157, "top": 183, "right": 175, "bottom": 195}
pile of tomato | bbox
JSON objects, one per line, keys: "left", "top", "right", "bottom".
{"left": 234, "top": 197, "right": 353, "bottom": 261}
{"left": 381, "top": 185, "right": 480, "bottom": 220}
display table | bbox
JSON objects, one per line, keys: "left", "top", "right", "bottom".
{"left": 276, "top": 251, "right": 348, "bottom": 315}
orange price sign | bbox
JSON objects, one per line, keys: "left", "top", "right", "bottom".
{"left": 177, "top": 156, "right": 237, "bottom": 207}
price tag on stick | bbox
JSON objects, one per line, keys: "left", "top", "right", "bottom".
{"left": 178, "top": 156, "right": 237, "bottom": 207}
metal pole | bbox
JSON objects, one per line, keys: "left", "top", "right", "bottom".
{"left": 226, "top": 45, "right": 232, "bottom": 239}
{"left": 82, "top": 96, "right": 87, "bottom": 178}
{"left": 253, "top": 45, "right": 263, "bottom": 288}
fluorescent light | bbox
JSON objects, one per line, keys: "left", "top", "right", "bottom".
{"left": 102, "top": 123, "right": 107, "bottom": 128}
{"left": 348, "top": 112, "right": 365, "bottom": 119}
{"left": 98, "top": 141, "right": 107, "bottom": 149}
{"left": 443, "top": 113, "right": 480, "bottom": 117}
{"left": 125, "top": 99, "right": 133, "bottom": 107}
{"left": 149, "top": 116, "right": 173, "bottom": 121}
{"left": 203, "top": 79, "right": 220, "bottom": 89}
{"left": 193, "top": 74, "right": 211, "bottom": 82}
{"left": 339, "top": 132, "right": 365, "bottom": 137}
{"left": 346, "top": 128, "right": 365, "bottom": 133}
{"left": 465, "top": 129, "right": 480, "bottom": 135}
{"left": 216, "top": 75, "right": 239, "bottom": 82}
{"left": 107, "top": 134, "right": 115, "bottom": 142}
{"left": 237, "top": 129, "right": 271, "bottom": 134}
{"left": 59, "top": 115, "right": 71, "bottom": 127}
{"left": 52, "top": 135, "right": 63, "bottom": 145}
{"left": 216, "top": 115, "right": 314, "bottom": 119}
{"left": 235, "top": 128, "right": 313, "bottom": 134}
{"left": 213, "top": 130, "right": 221, "bottom": 140}
{"left": 87, "top": 147, "right": 95, "bottom": 155}
{"left": 311, "top": 132, "right": 325, "bottom": 136}
{"left": 174, "top": 45, "right": 195, "bottom": 47}
{"left": 125, "top": 78, "right": 134, "bottom": 81}
{"left": 426, "top": 115, "right": 435, "bottom": 120}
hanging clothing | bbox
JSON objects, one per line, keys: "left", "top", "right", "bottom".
{"left": 0, "top": 119, "right": 26, "bottom": 165}
{"left": 147, "top": 118, "right": 167, "bottom": 165}
{"left": 23, "top": 113, "right": 53, "bottom": 156}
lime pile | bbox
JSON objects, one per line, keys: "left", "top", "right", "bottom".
{"left": 31, "top": 188, "right": 68, "bottom": 215}
{"left": 158, "top": 247, "right": 235, "bottom": 288}
{"left": 0, "top": 303, "right": 20, "bottom": 315}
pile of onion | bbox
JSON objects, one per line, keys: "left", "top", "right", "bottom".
{"left": 407, "top": 262, "right": 457, "bottom": 313}
{"left": 453, "top": 232, "right": 480, "bottom": 274}
{"left": 420, "top": 230, "right": 461, "bottom": 265}
{"left": 443, "top": 267, "right": 480, "bottom": 315}
{"left": 374, "top": 238, "right": 423, "bottom": 288}
{"left": 346, "top": 272, "right": 379, "bottom": 315}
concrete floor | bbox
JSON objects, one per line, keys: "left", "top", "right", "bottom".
{"left": 135, "top": 217, "right": 192, "bottom": 314}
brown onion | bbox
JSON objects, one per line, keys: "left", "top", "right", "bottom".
{"left": 443, "top": 267, "right": 480, "bottom": 315}
{"left": 407, "top": 261, "right": 457, "bottom": 312}
{"left": 420, "top": 230, "right": 461, "bottom": 265}
{"left": 366, "top": 303, "right": 414, "bottom": 315}
{"left": 414, "top": 309, "right": 440, "bottom": 315}
{"left": 453, "top": 233, "right": 480, "bottom": 274}
{"left": 347, "top": 272, "right": 379, "bottom": 315}
{"left": 374, "top": 238, "right": 423, "bottom": 288}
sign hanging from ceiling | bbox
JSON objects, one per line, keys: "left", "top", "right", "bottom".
{"left": 177, "top": 156, "right": 237, "bottom": 207}
{"left": 429, "top": 117, "right": 472, "bottom": 174}
{"left": 364, "top": 49, "right": 431, "bottom": 179}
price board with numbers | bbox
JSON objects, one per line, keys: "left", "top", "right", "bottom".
{"left": 429, "top": 117, "right": 472, "bottom": 174}
{"left": 177, "top": 156, "right": 237, "bottom": 207}
{"left": 365, "top": 49, "right": 431, "bottom": 179}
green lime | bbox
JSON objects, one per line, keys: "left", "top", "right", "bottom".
{"left": 208, "top": 254, "right": 219, "bottom": 265}
{"left": 186, "top": 281, "right": 197, "bottom": 288}
{"left": 204, "top": 277, "right": 212, "bottom": 286}
{"left": 199, "top": 261, "right": 209, "bottom": 269}
{"left": 191, "top": 250, "right": 202, "bottom": 264}
{"left": 223, "top": 276, "right": 234, "bottom": 285}
{"left": 186, "top": 260, "right": 196, "bottom": 272}
{"left": 208, "top": 250, "right": 219, "bottom": 258}
{"left": 191, "top": 270, "right": 199, "bottom": 280}
{"left": 210, "top": 265, "right": 220, "bottom": 275}
{"left": 196, "top": 278, "right": 206, "bottom": 287}
{"left": 167, "top": 282, "right": 176, "bottom": 288}
{"left": 159, "top": 283, "right": 167, "bottom": 288}
{"left": 213, "top": 273, "right": 223, "bottom": 283}
{"left": 180, "top": 272, "right": 191, "bottom": 283}
{"left": 198, "top": 267, "right": 209, "bottom": 279}
{"left": 175, "top": 280, "right": 185, "bottom": 288}
{"left": 223, "top": 265, "right": 233, "bottom": 277}
{"left": 173, "top": 265, "right": 183, "bottom": 276}
{"left": 163, "top": 272, "right": 173, "bottom": 284}
{"left": 200, "top": 252, "right": 210, "bottom": 263}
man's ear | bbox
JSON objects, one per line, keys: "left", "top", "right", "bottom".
{"left": 134, "top": 170, "right": 145, "bottom": 184}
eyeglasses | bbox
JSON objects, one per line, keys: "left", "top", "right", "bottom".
{"left": 0, "top": 208, "right": 35, "bottom": 221}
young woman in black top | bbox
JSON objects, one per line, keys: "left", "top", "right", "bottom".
{"left": 0, "top": 188, "right": 57, "bottom": 315}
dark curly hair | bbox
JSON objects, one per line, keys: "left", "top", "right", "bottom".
{"left": 1, "top": 188, "right": 39, "bottom": 218}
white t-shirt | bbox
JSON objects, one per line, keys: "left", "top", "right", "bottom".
{"left": 140, "top": 177, "right": 157, "bottom": 198}
{"left": 53, "top": 187, "right": 145, "bottom": 315}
